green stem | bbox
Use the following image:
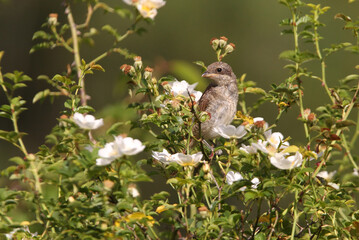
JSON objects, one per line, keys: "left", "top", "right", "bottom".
{"left": 290, "top": 7, "right": 309, "bottom": 142}
{"left": 342, "top": 132, "right": 358, "bottom": 169}
{"left": 350, "top": 110, "right": 359, "bottom": 148}
{"left": 290, "top": 190, "right": 299, "bottom": 239}
{"left": 66, "top": 4, "right": 86, "bottom": 107}
{"left": 50, "top": 25, "right": 73, "bottom": 53}
{"left": 313, "top": 14, "right": 334, "bottom": 105}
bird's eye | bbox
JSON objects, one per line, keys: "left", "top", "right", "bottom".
{"left": 216, "top": 68, "right": 222, "bottom": 73}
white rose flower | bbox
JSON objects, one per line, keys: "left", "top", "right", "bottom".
{"left": 152, "top": 149, "right": 174, "bottom": 165}
{"left": 213, "top": 125, "right": 247, "bottom": 139}
{"left": 226, "top": 171, "right": 244, "bottom": 185}
{"left": 152, "top": 150, "right": 202, "bottom": 167}
{"left": 252, "top": 140, "right": 268, "bottom": 154}
{"left": 317, "top": 171, "right": 339, "bottom": 189}
{"left": 264, "top": 131, "right": 289, "bottom": 149}
{"left": 168, "top": 80, "right": 202, "bottom": 101}
{"left": 73, "top": 112, "right": 104, "bottom": 130}
{"left": 96, "top": 142, "right": 123, "bottom": 166}
{"left": 317, "top": 171, "right": 337, "bottom": 181}
{"left": 96, "top": 157, "right": 115, "bottom": 166}
{"left": 123, "top": 0, "right": 166, "bottom": 20}
{"left": 270, "top": 151, "right": 303, "bottom": 170}
{"left": 174, "top": 152, "right": 203, "bottom": 166}
{"left": 240, "top": 143, "right": 258, "bottom": 154}
{"left": 115, "top": 136, "right": 145, "bottom": 156}
{"left": 251, "top": 177, "right": 260, "bottom": 189}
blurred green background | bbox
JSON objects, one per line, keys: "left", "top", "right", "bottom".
{"left": 0, "top": 0, "right": 358, "bottom": 166}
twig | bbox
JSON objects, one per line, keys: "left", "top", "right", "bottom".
{"left": 66, "top": 3, "right": 87, "bottom": 106}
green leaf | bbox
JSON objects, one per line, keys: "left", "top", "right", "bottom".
{"left": 33, "top": 89, "right": 51, "bottom": 103}
{"left": 254, "top": 232, "right": 266, "bottom": 240}
{"left": 281, "top": 145, "right": 299, "bottom": 153}
{"left": 130, "top": 174, "right": 153, "bottom": 182}
{"left": 106, "top": 122, "right": 124, "bottom": 135}
{"left": 90, "top": 64, "right": 105, "bottom": 72}
{"left": 151, "top": 191, "right": 170, "bottom": 200}
{"left": 9, "top": 156, "right": 24, "bottom": 165}
{"left": 76, "top": 106, "right": 95, "bottom": 113}
{"left": 102, "top": 25, "right": 121, "bottom": 42}
{"left": 279, "top": 50, "right": 318, "bottom": 64}
{"left": 242, "top": 87, "right": 266, "bottom": 95}
{"left": 296, "top": 15, "right": 312, "bottom": 25}
{"left": 244, "top": 190, "right": 258, "bottom": 202}
{"left": 339, "top": 74, "right": 359, "bottom": 84}
{"left": 30, "top": 42, "right": 54, "bottom": 54}
{"left": 335, "top": 13, "right": 352, "bottom": 22}
{"left": 32, "top": 30, "right": 52, "bottom": 40}
{"left": 335, "top": 120, "right": 356, "bottom": 128}
{"left": 193, "top": 61, "right": 207, "bottom": 71}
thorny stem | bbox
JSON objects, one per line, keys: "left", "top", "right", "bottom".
{"left": 66, "top": 3, "right": 87, "bottom": 106}
{"left": 290, "top": 7, "right": 310, "bottom": 142}
{"left": 313, "top": 9, "right": 335, "bottom": 105}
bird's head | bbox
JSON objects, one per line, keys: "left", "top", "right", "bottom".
{"left": 201, "top": 62, "right": 236, "bottom": 86}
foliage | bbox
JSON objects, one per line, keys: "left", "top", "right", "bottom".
{"left": 0, "top": 0, "right": 359, "bottom": 239}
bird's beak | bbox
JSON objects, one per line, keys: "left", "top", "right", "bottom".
{"left": 202, "top": 72, "right": 214, "bottom": 78}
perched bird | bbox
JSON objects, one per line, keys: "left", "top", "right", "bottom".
{"left": 192, "top": 61, "right": 238, "bottom": 143}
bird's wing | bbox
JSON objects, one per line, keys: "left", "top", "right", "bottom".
{"left": 198, "top": 84, "right": 217, "bottom": 111}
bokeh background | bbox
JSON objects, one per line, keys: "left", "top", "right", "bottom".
{"left": 0, "top": 0, "right": 358, "bottom": 192}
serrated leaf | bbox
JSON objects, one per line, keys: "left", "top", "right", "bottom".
{"left": 32, "top": 30, "right": 51, "bottom": 40}
{"left": 30, "top": 42, "right": 54, "bottom": 54}
{"left": 296, "top": 15, "right": 312, "bottom": 25}
{"left": 76, "top": 106, "right": 95, "bottom": 113}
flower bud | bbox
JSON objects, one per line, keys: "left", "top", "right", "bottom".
{"left": 198, "top": 206, "right": 209, "bottom": 218}
{"left": 121, "top": 64, "right": 136, "bottom": 77}
{"left": 210, "top": 38, "right": 219, "bottom": 51}
{"left": 202, "top": 162, "right": 210, "bottom": 173}
{"left": 68, "top": 196, "right": 75, "bottom": 203}
{"left": 219, "top": 36, "right": 228, "bottom": 48}
{"left": 144, "top": 66, "right": 153, "bottom": 81}
{"left": 225, "top": 43, "right": 235, "bottom": 54}
{"left": 103, "top": 180, "right": 115, "bottom": 190}
{"left": 199, "top": 111, "right": 210, "bottom": 123}
{"left": 48, "top": 13, "right": 58, "bottom": 25}
{"left": 133, "top": 56, "right": 143, "bottom": 71}
{"left": 26, "top": 154, "right": 36, "bottom": 161}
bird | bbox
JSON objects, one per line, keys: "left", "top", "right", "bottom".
{"left": 192, "top": 61, "right": 238, "bottom": 145}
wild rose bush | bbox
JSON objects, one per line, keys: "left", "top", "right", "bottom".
{"left": 1, "top": 0, "right": 359, "bottom": 239}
